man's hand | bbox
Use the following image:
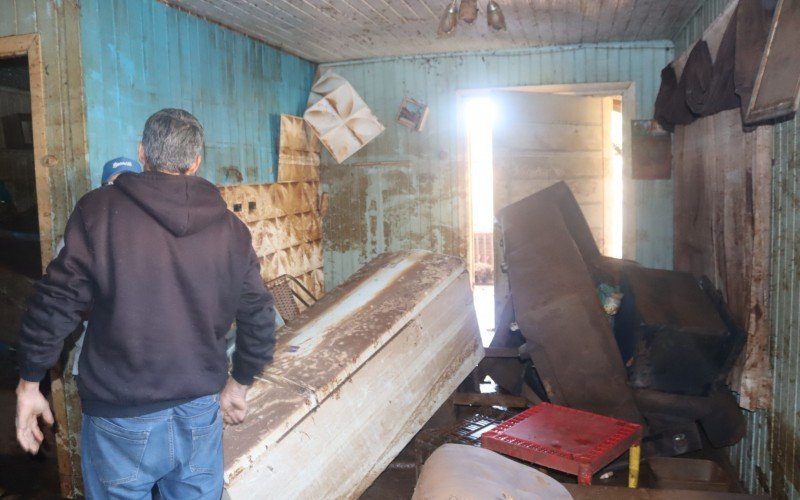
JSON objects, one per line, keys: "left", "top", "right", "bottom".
{"left": 220, "top": 377, "right": 249, "bottom": 426}
{"left": 15, "top": 380, "right": 54, "bottom": 454}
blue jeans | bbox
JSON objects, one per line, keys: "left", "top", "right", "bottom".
{"left": 81, "top": 394, "right": 223, "bottom": 499}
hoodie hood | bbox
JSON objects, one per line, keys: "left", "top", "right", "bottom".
{"left": 114, "top": 171, "right": 228, "bottom": 237}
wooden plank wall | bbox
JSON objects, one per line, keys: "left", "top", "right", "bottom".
{"left": 671, "top": 1, "right": 799, "bottom": 496}
{"left": 319, "top": 42, "right": 674, "bottom": 291}
{"left": 673, "top": 109, "right": 773, "bottom": 411}
{"left": 493, "top": 92, "right": 609, "bottom": 249}
{"left": 79, "top": 0, "right": 316, "bottom": 187}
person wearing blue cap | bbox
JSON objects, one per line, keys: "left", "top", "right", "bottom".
{"left": 101, "top": 156, "right": 143, "bottom": 185}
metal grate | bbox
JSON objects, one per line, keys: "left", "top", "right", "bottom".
{"left": 265, "top": 274, "right": 318, "bottom": 323}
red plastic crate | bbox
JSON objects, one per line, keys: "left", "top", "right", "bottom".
{"left": 481, "top": 403, "right": 643, "bottom": 485}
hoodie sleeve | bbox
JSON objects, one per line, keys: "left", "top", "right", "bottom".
{"left": 17, "top": 202, "right": 95, "bottom": 382}
{"left": 231, "top": 246, "right": 276, "bottom": 385}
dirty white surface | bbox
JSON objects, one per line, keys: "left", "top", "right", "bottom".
{"left": 161, "top": 0, "right": 703, "bottom": 63}
{"left": 304, "top": 71, "right": 384, "bottom": 163}
{"left": 412, "top": 444, "right": 573, "bottom": 500}
{"left": 223, "top": 251, "right": 484, "bottom": 499}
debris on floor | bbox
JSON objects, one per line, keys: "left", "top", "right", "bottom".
{"left": 418, "top": 181, "right": 760, "bottom": 498}
{"left": 616, "top": 267, "right": 744, "bottom": 397}
{"left": 487, "top": 181, "right": 747, "bottom": 456}
{"left": 414, "top": 408, "right": 514, "bottom": 474}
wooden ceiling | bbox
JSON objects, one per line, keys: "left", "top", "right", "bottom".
{"left": 161, "top": 0, "right": 705, "bottom": 63}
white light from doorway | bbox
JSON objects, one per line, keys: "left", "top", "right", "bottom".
{"left": 465, "top": 96, "right": 497, "bottom": 346}
{"left": 609, "top": 105, "right": 624, "bottom": 259}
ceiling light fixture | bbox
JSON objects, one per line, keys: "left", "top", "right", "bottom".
{"left": 487, "top": 0, "right": 507, "bottom": 31}
{"left": 437, "top": 1, "right": 507, "bottom": 35}
{"left": 437, "top": 0, "right": 459, "bottom": 36}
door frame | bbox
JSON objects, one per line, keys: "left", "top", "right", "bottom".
{"left": 0, "top": 34, "right": 53, "bottom": 270}
{"left": 0, "top": 34, "right": 83, "bottom": 499}
{"left": 456, "top": 81, "right": 637, "bottom": 282}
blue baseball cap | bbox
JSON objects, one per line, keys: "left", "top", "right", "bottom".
{"left": 101, "top": 157, "right": 142, "bottom": 185}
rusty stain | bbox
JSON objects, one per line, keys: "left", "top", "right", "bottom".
{"left": 278, "top": 115, "right": 321, "bottom": 183}
{"left": 318, "top": 192, "right": 329, "bottom": 218}
{"left": 673, "top": 109, "right": 773, "bottom": 411}
{"left": 43, "top": 154, "right": 59, "bottom": 167}
{"left": 322, "top": 168, "right": 368, "bottom": 253}
{"left": 218, "top": 166, "right": 243, "bottom": 183}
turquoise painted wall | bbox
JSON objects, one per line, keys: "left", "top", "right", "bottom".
{"left": 319, "top": 42, "right": 674, "bottom": 290}
{"left": 80, "top": 0, "right": 315, "bottom": 187}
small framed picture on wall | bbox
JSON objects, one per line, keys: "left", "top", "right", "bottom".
{"left": 397, "top": 97, "right": 429, "bottom": 131}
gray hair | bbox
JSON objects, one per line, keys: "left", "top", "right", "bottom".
{"left": 141, "top": 108, "right": 204, "bottom": 174}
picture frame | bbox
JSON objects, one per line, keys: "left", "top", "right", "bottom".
{"left": 396, "top": 96, "right": 429, "bottom": 131}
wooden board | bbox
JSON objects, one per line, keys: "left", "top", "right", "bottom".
{"left": 277, "top": 114, "right": 320, "bottom": 183}
{"left": 223, "top": 250, "right": 484, "bottom": 498}
{"left": 673, "top": 109, "right": 773, "bottom": 410}
{"left": 744, "top": 0, "right": 800, "bottom": 124}
{"left": 492, "top": 91, "right": 613, "bottom": 334}
{"left": 498, "top": 189, "right": 643, "bottom": 424}
{"left": 218, "top": 181, "right": 324, "bottom": 300}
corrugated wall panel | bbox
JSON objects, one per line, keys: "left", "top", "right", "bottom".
{"left": 80, "top": 0, "right": 316, "bottom": 187}
{"left": 765, "top": 116, "right": 800, "bottom": 499}
{"left": 673, "top": 1, "right": 800, "bottom": 496}
{"left": 672, "top": 0, "right": 731, "bottom": 54}
{"left": 319, "top": 42, "right": 674, "bottom": 290}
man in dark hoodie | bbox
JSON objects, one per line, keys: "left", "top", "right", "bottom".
{"left": 15, "top": 108, "right": 276, "bottom": 498}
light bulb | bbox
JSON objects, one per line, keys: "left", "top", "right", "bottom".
{"left": 487, "top": 0, "right": 507, "bottom": 31}
{"left": 437, "top": 0, "right": 459, "bottom": 36}
{"left": 459, "top": 0, "right": 479, "bottom": 24}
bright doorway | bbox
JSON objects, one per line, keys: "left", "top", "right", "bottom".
{"left": 462, "top": 85, "right": 629, "bottom": 347}
{"left": 464, "top": 97, "right": 496, "bottom": 346}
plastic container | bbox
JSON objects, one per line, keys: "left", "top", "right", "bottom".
{"left": 481, "top": 403, "right": 643, "bottom": 485}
